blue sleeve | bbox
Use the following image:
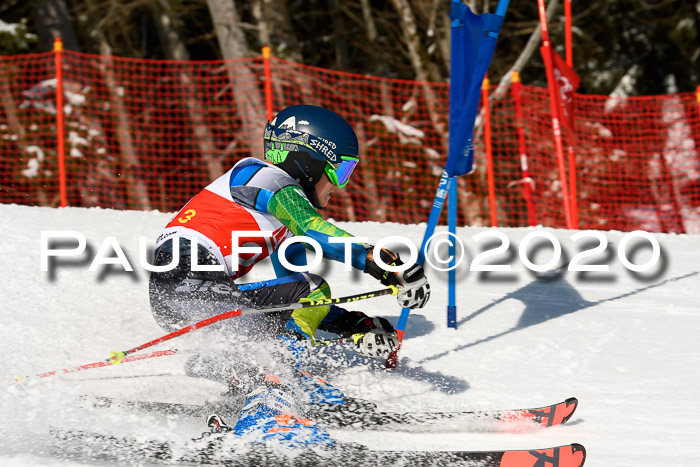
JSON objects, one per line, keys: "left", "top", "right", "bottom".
{"left": 318, "top": 305, "right": 350, "bottom": 327}
{"left": 305, "top": 230, "right": 367, "bottom": 270}
{"left": 270, "top": 243, "right": 308, "bottom": 278}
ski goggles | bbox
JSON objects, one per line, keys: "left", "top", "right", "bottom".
{"left": 324, "top": 156, "right": 359, "bottom": 188}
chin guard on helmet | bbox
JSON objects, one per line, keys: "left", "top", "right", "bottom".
{"left": 274, "top": 151, "right": 326, "bottom": 187}
{"left": 272, "top": 151, "right": 326, "bottom": 208}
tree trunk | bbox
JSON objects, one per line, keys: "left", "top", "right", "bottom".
{"left": 262, "top": 0, "right": 303, "bottom": 63}
{"left": 390, "top": 0, "right": 429, "bottom": 82}
{"left": 206, "top": 0, "right": 249, "bottom": 60}
{"left": 206, "top": 0, "right": 266, "bottom": 160}
{"left": 86, "top": 6, "right": 152, "bottom": 210}
{"left": 151, "top": 0, "right": 190, "bottom": 61}
{"left": 251, "top": 0, "right": 271, "bottom": 47}
{"left": 32, "top": 0, "right": 80, "bottom": 52}
{"left": 330, "top": 0, "right": 350, "bottom": 71}
{"left": 390, "top": 0, "right": 448, "bottom": 167}
{"left": 436, "top": 3, "right": 451, "bottom": 75}
{"left": 360, "top": 0, "right": 378, "bottom": 42}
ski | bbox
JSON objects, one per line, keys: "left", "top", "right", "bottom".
{"left": 81, "top": 395, "right": 578, "bottom": 432}
{"left": 51, "top": 428, "right": 586, "bottom": 466}
{"left": 312, "top": 397, "right": 578, "bottom": 431}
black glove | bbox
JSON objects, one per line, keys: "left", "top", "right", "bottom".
{"left": 324, "top": 309, "right": 396, "bottom": 338}
{"left": 352, "top": 316, "right": 395, "bottom": 335}
{"left": 351, "top": 316, "right": 398, "bottom": 358}
{"left": 364, "top": 247, "right": 431, "bottom": 309}
{"left": 353, "top": 328, "right": 398, "bottom": 358}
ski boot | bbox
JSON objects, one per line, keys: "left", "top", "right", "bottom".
{"left": 207, "top": 414, "right": 233, "bottom": 433}
{"left": 229, "top": 374, "right": 334, "bottom": 447}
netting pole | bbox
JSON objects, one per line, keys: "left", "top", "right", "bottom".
{"left": 511, "top": 71, "right": 536, "bottom": 226}
{"left": 53, "top": 37, "right": 67, "bottom": 208}
{"left": 565, "top": 0, "right": 572, "bottom": 67}
{"left": 567, "top": 148, "right": 578, "bottom": 228}
{"left": 262, "top": 47, "right": 273, "bottom": 122}
{"left": 564, "top": 0, "right": 578, "bottom": 229}
{"left": 537, "top": 0, "right": 573, "bottom": 229}
{"left": 483, "top": 76, "right": 497, "bottom": 226}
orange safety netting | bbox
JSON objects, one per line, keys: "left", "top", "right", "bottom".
{"left": 1, "top": 50, "right": 699, "bottom": 233}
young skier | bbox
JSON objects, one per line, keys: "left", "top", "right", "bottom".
{"left": 147, "top": 104, "right": 430, "bottom": 443}
{"left": 149, "top": 104, "right": 430, "bottom": 352}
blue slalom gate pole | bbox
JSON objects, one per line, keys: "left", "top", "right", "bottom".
{"left": 393, "top": 171, "right": 451, "bottom": 337}
{"left": 447, "top": 175, "right": 458, "bottom": 328}
{"left": 496, "top": 0, "right": 510, "bottom": 18}
{"left": 385, "top": 0, "right": 510, "bottom": 369}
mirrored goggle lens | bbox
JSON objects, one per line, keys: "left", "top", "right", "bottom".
{"left": 332, "top": 157, "right": 359, "bottom": 187}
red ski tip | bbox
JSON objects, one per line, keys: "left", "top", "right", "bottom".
{"left": 500, "top": 443, "right": 586, "bottom": 467}
{"left": 500, "top": 397, "right": 579, "bottom": 429}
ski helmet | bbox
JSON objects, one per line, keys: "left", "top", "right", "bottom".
{"left": 263, "top": 105, "right": 359, "bottom": 207}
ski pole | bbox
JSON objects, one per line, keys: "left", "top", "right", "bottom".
{"left": 109, "top": 286, "right": 398, "bottom": 364}
{"left": 16, "top": 338, "right": 353, "bottom": 383}
{"left": 15, "top": 287, "right": 397, "bottom": 383}
{"left": 15, "top": 349, "right": 178, "bottom": 383}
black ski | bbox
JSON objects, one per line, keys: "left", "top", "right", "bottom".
{"left": 312, "top": 397, "right": 578, "bottom": 431}
{"left": 81, "top": 395, "right": 578, "bottom": 432}
{"left": 52, "top": 427, "right": 586, "bottom": 467}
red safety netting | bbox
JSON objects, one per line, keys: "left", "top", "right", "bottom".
{"left": 506, "top": 86, "right": 700, "bottom": 233}
{"left": 0, "top": 52, "right": 57, "bottom": 206}
{"left": 1, "top": 49, "right": 699, "bottom": 233}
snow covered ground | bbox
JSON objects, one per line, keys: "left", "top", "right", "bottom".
{"left": 1, "top": 203, "right": 699, "bottom": 466}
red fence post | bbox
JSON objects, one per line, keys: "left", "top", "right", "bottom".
{"left": 483, "top": 76, "right": 497, "bottom": 227}
{"left": 511, "top": 71, "right": 536, "bottom": 226}
{"left": 567, "top": 144, "right": 579, "bottom": 229}
{"left": 537, "top": 0, "right": 573, "bottom": 229}
{"left": 565, "top": 0, "right": 578, "bottom": 229}
{"left": 54, "top": 37, "right": 67, "bottom": 207}
{"left": 262, "top": 46, "right": 273, "bottom": 122}
{"left": 565, "top": 0, "right": 573, "bottom": 67}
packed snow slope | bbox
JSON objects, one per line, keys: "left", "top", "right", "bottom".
{"left": 1, "top": 204, "right": 699, "bottom": 466}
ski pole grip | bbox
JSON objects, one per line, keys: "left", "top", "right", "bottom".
{"left": 109, "top": 351, "right": 126, "bottom": 365}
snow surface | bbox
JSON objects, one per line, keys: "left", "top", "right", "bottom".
{"left": 1, "top": 203, "right": 699, "bottom": 466}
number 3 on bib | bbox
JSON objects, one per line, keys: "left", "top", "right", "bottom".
{"left": 178, "top": 209, "right": 196, "bottom": 224}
